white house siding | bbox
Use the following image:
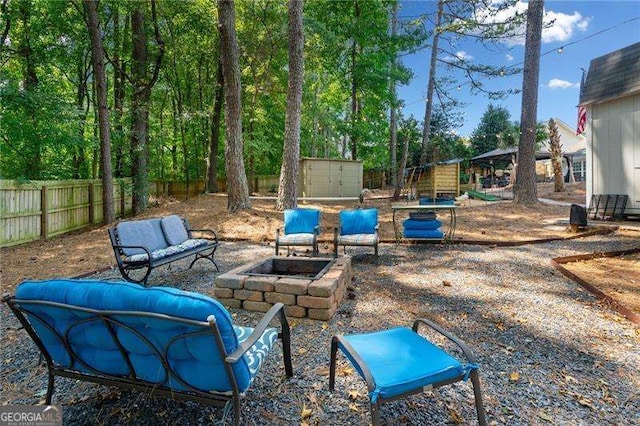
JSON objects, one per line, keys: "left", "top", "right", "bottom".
{"left": 587, "top": 94, "right": 640, "bottom": 214}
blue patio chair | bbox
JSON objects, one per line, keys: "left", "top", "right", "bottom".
{"left": 329, "top": 318, "right": 487, "bottom": 425}
{"left": 334, "top": 208, "right": 379, "bottom": 258}
{"left": 275, "top": 208, "right": 321, "bottom": 256}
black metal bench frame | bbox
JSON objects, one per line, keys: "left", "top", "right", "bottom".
{"left": 108, "top": 217, "right": 220, "bottom": 285}
{"left": 329, "top": 318, "right": 487, "bottom": 425}
{"left": 3, "top": 296, "right": 293, "bottom": 426}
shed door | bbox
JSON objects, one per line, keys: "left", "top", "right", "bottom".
{"left": 329, "top": 162, "right": 343, "bottom": 197}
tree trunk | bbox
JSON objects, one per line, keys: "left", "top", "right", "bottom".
{"left": 548, "top": 118, "right": 564, "bottom": 192}
{"left": 207, "top": 60, "right": 224, "bottom": 193}
{"left": 113, "top": 8, "right": 127, "bottom": 178}
{"left": 514, "top": 0, "right": 543, "bottom": 205}
{"left": 276, "top": 0, "right": 304, "bottom": 211}
{"left": 420, "top": 0, "right": 443, "bottom": 165}
{"left": 73, "top": 54, "right": 89, "bottom": 179}
{"left": 84, "top": 0, "right": 115, "bottom": 224}
{"left": 129, "top": 1, "right": 163, "bottom": 214}
{"left": 218, "top": 0, "right": 251, "bottom": 212}
{"left": 389, "top": 1, "right": 399, "bottom": 200}
{"left": 349, "top": 1, "right": 360, "bottom": 160}
{"left": 18, "top": 0, "right": 41, "bottom": 179}
{"left": 394, "top": 127, "right": 410, "bottom": 201}
{"left": 130, "top": 7, "right": 150, "bottom": 214}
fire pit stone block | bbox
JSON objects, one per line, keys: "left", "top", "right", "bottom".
{"left": 213, "top": 257, "right": 352, "bottom": 320}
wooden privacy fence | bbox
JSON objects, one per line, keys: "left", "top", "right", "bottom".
{"left": 150, "top": 175, "right": 280, "bottom": 199}
{"left": 0, "top": 179, "right": 132, "bottom": 248}
{"left": 364, "top": 169, "right": 386, "bottom": 189}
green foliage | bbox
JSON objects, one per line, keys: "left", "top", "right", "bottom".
{"left": 470, "top": 104, "right": 512, "bottom": 155}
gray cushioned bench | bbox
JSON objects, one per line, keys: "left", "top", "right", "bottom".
{"left": 108, "top": 215, "right": 219, "bottom": 285}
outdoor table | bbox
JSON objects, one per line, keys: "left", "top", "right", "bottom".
{"left": 391, "top": 204, "right": 458, "bottom": 243}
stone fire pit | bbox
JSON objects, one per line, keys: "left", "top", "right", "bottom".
{"left": 213, "top": 256, "right": 353, "bottom": 320}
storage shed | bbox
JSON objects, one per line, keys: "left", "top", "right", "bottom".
{"left": 579, "top": 42, "right": 640, "bottom": 216}
{"left": 414, "top": 159, "right": 461, "bottom": 199}
{"left": 298, "top": 158, "right": 363, "bottom": 198}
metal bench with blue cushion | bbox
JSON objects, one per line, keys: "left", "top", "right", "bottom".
{"left": 329, "top": 318, "right": 486, "bottom": 425}
{"left": 108, "top": 215, "right": 219, "bottom": 285}
{"left": 334, "top": 208, "right": 379, "bottom": 258}
{"left": 275, "top": 208, "right": 321, "bottom": 256}
{"left": 3, "top": 279, "right": 293, "bottom": 425}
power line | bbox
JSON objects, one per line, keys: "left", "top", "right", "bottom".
{"left": 402, "top": 15, "right": 640, "bottom": 107}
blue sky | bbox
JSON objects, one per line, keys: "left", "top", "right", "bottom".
{"left": 397, "top": 1, "right": 640, "bottom": 136}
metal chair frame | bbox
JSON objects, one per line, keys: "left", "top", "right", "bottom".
{"left": 329, "top": 318, "right": 487, "bottom": 425}
{"left": 3, "top": 297, "right": 293, "bottom": 426}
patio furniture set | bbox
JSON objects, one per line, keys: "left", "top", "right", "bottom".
{"left": 3, "top": 208, "right": 487, "bottom": 425}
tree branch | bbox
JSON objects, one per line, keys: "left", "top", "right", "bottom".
{"left": 143, "top": 0, "right": 165, "bottom": 93}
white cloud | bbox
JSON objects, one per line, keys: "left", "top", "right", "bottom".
{"left": 505, "top": 53, "right": 514, "bottom": 61}
{"left": 455, "top": 50, "right": 474, "bottom": 61}
{"left": 542, "top": 10, "right": 590, "bottom": 44}
{"left": 443, "top": 50, "right": 474, "bottom": 63}
{"left": 547, "top": 78, "right": 579, "bottom": 89}
{"left": 472, "top": 1, "right": 590, "bottom": 47}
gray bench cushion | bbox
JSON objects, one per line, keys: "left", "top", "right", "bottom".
{"left": 161, "top": 215, "right": 189, "bottom": 246}
{"left": 117, "top": 221, "right": 167, "bottom": 256}
{"left": 125, "top": 239, "right": 209, "bottom": 263}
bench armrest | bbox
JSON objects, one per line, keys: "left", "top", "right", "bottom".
{"left": 412, "top": 317, "right": 477, "bottom": 364}
{"left": 189, "top": 228, "right": 218, "bottom": 243}
{"left": 112, "top": 244, "right": 153, "bottom": 262}
{"left": 225, "top": 303, "right": 289, "bottom": 363}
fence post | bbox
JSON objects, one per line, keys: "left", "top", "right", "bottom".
{"left": 41, "top": 185, "right": 48, "bottom": 239}
{"left": 120, "top": 181, "right": 126, "bottom": 218}
{"left": 88, "top": 183, "right": 95, "bottom": 224}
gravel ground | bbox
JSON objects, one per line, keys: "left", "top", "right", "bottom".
{"left": 2, "top": 235, "right": 639, "bottom": 425}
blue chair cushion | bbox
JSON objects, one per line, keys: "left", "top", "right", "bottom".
{"left": 117, "top": 221, "right": 167, "bottom": 256}
{"left": 284, "top": 209, "right": 320, "bottom": 235}
{"left": 403, "top": 229, "right": 444, "bottom": 239}
{"left": 277, "top": 233, "right": 316, "bottom": 246}
{"left": 161, "top": 215, "right": 189, "bottom": 246}
{"left": 403, "top": 219, "right": 442, "bottom": 230}
{"left": 340, "top": 209, "right": 378, "bottom": 235}
{"left": 14, "top": 279, "right": 259, "bottom": 394}
{"left": 340, "top": 327, "right": 474, "bottom": 403}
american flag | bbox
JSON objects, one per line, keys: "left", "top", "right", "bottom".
{"left": 576, "top": 105, "right": 586, "bottom": 135}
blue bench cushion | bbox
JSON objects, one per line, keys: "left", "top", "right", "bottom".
{"left": 284, "top": 209, "right": 320, "bottom": 234}
{"left": 124, "top": 239, "right": 208, "bottom": 263}
{"left": 340, "top": 327, "right": 475, "bottom": 403}
{"left": 403, "top": 229, "right": 444, "bottom": 239}
{"left": 340, "top": 209, "right": 378, "bottom": 235}
{"left": 117, "top": 220, "right": 168, "bottom": 256}
{"left": 161, "top": 215, "right": 189, "bottom": 246}
{"left": 403, "top": 219, "right": 442, "bottom": 230}
{"left": 14, "top": 279, "right": 265, "bottom": 394}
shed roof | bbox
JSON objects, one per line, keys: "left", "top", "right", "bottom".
{"left": 579, "top": 42, "right": 640, "bottom": 106}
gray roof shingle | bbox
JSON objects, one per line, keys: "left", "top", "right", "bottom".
{"left": 579, "top": 42, "right": 640, "bottom": 106}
